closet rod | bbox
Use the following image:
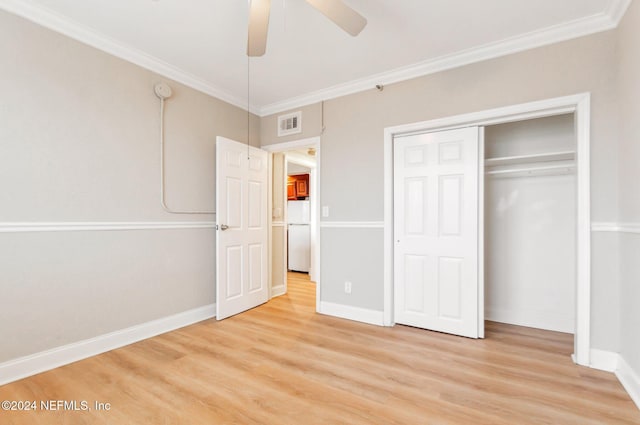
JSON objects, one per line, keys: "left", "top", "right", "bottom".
{"left": 484, "top": 150, "right": 575, "bottom": 167}
{"left": 486, "top": 164, "right": 575, "bottom": 176}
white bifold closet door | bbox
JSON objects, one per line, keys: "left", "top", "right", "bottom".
{"left": 393, "top": 127, "right": 481, "bottom": 338}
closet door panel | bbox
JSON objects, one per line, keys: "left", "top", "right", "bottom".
{"left": 394, "top": 127, "right": 480, "bottom": 338}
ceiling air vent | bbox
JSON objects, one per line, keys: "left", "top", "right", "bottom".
{"left": 277, "top": 111, "right": 302, "bottom": 137}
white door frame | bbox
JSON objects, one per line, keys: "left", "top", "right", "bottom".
{"left": 383, "top": 93, "right": 591, "bottom": 366}
{"left": 262, "top": 137, "right": 321, "bottom": 312}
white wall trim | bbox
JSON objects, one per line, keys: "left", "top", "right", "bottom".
{"left": 271, "top": 285, "right": 286, "bottom": 298}
{"left": 320, "top": 221, "right": 385, "bottom": 229}
{"left": 589, "top": 349, "right": 619, "bottom": 372}
{"left": 591, "top": 222, "right": 640, "bottom": 234}
{"left": 574, "top": 94, "right": 592, "bottom": 367}
{"left": 1, "top": 0, "right": 629, "bottom": 117}
{"left": 383, "top": 93, "right": 592, "bottom": 366}
{"left": 258, "top": 3, "right": 629, "bottom": 116}
{"left": 271, "top": 221, "right": 286, "bottom": 227}
{"left": 319, "top": 302, "right": 384, "bottom": 326}
{"left": 0, "top": 0, "right": 253, "bottom": 113}
{"left": 0, "top": 221, "right": 216, "bottom": 233}
{"left": 267, "top": 153, "right": 275, "bottom": 298}
{"left": 0, "top": 303, "right": 216, "bottom": 386}
{"left": 261, "top": 137, "right": 321, "bottom": 152}
{"left": 607, "top": 0, "right": 633, "bottom": 25}
{"left": 617, "top": 356, "right": 640, "bottom": 411}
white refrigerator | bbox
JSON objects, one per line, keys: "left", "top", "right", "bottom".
{"left": 287, "top": 200, "right": 310, "bottom": 273}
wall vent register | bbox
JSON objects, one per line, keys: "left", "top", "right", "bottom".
{"left": 278, "top": 111, "right": 302, "bottom": 137}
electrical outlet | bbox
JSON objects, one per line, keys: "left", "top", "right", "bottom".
{"left": 344, "top": 281, "right": 352, "bottom": 294}
{"left": 322, "top": 206, "right": 329, "bottom": 217}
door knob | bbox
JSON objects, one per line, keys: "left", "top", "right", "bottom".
{"left": 218, "top": 224, "right": 229, "bottom": 231}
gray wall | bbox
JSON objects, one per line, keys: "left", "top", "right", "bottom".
{"left": 262, "top": 30, "right": 621, "bottom": 351}
{"left": 1, "top": 3, "right": 637, "bottom": 376}
{"left": 616, "top": 0, "right": 640, "bottom": 375}
{"left": 320, "top": 228, "right": 384, "bottom": 306}
{"left": 0, "top": 10, "right": 257, "bottom": 362}
{"left": 261, "top": 102, "right": 323, "bottom": 145}
{"left": 1, "top": 230, "right": 214, "bottom": 361}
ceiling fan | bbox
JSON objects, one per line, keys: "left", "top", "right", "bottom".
{"left": 247, "top": 0, "right": 367, "bottom": 56}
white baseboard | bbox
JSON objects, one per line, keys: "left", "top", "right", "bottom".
{"left": 319, "top": 301, "right": 384, "bottom": 326}
{"left": 271, "top": 285, "right": 286, "bottom": 298}
{"left": 589, "top": 349, "right": 619, "bottom": 372}
{"left": 0, "top": 303, "right": 216, "bottom": 386}
{"left": 588, "top": 350, "right": 640, "bottom": 411}
{"left": 617, "top": 356, "right": 640, "bottom": 410}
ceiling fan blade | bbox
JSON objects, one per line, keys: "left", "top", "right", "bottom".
{"left": 247, "top": 0, "right": 271, "bottom": 57}
{"left": 305, "top": 0, "right": 367, "bottom": 36}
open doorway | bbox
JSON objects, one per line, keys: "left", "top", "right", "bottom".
{"left": 483, "top": 114, "right": 577, "bottom": 337}
{"left": 264, "top": 137, "right": 321, "bottom": 312}
{"left": 286, "top": 153, "right": 314, "bottom": 277}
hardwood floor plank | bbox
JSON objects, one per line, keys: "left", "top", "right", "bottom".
{"left": 0, "top": 272, "right": 637, "bottom": 424}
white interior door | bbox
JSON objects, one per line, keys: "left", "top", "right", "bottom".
{"left": 216, "top": 137, "right": 269, "bottom": 320}
{"left": 393, "top": 127, "right": 480, "bottom": 338}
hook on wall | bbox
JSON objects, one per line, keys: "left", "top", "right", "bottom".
{"left": 375, "top": 84, "right": 384, "bottom": 91}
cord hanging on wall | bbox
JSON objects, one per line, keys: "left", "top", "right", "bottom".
{"left": 155, "top": 82, "right": 215, "bottom": 215}
{"left": 321, "top": 100, "right": 326, "bottom": 135}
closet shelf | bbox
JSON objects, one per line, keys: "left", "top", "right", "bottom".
{"left": 484, "top": 150, "right": 575, "bottom": 167}
{"left": 486, "top": 163, "right": 575, "bottom": 177}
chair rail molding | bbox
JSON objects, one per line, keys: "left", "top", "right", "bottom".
{"left": 0, "top": 221, "right": 216, "bottom": 233}
{"left": 320, "top": 221, "right": 384, "bottom": 229}
{"left": 591, "top": 222, "right": 640, "bottom": 234}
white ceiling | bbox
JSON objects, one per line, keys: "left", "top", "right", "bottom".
{"left": 1, "top": 0, "right": 630, "bottom": 115}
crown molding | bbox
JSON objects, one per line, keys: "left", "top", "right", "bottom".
{"left": 606, "top": 0, "right": 633, "bottom": 24}
{"left": 0, "top": 0, "right": 259, "bottom": 113}
{"left": 257, "top": 0, "right": 631, "bottom": 116}
{"left": 1, "top": 0, "right": 631, "bottom": 117}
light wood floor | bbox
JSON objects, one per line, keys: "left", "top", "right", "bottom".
{"left": 1, "top": 272, "right": 638, "bottom": 424}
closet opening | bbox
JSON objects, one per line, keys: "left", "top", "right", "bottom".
{"left": 483, "top": 114, "right": 577, "bottom": 344}
{"left": 383, "top": 93, "right": 591, "bottom": 365}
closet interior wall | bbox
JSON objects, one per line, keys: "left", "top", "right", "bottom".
{"left": 484, "top": 114, "right": 577, "bottom": 334}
